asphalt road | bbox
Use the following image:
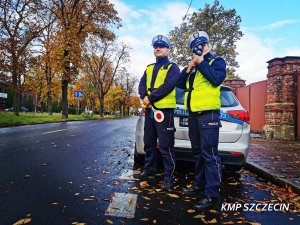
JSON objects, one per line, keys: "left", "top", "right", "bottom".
{"left": 0, "top": 117, "right": 299, "bottom": 225}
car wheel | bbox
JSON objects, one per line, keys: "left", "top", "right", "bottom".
{"left": 134, "top": 143, "right": 144, "bottom": 165}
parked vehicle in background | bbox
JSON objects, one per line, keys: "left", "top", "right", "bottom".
{"left": 4, "top": 107, "right": 29, "bottom": 112}
{"left": 135, "top": 86, "right": 250, "bottom": 171}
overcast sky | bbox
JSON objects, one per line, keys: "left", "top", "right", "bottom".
{"left": 111, "top": 0, "right": 300, "bottom": 85}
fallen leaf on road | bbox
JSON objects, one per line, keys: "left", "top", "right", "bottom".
{"left": 13, "top": 218, "right": 32, "bottom": 225}
{"left": 187, "top": 209, "right": 195, "bottom": 213}
{"left": 140, "top": 181, "right": 149, "bottom": 188}
{"left": 208, "top": 218, "right": 217, "bottom": 223}
{"left": 105, "top": 209, "right": 116, "bottom": 214}
{"left": 142, "top": 196, "right": 151, "bottom": 200}
{"left": 114, "top": 181, "right": 120, "bottom": 186}
{"left": 222, "top": 222, "right": 234, "bottom": 224}
{"left": 166, "top": 193, "right": 179, "bottom": 198}
{"left": 221, "top": 212, "right": 228, "bottom": 217}
{"left": 153, "top": 219, "right": 157, "bottom": 224}
{"left": 228, "top": 182, "right": 238, "bottom": 186}
{"left": 249, "top": 223, "right": 261, "bottom": 225}
{"left": 106, "top": 219, "right": 114, "bottom": 224}
{"left": 193, "top": 214, "right": 206, "bottom": 219}
{"left": 128, "top": 187, "right": 138, "bottom": 190}
{"left": 209, "top": 209, "right": 217, "bottom": 213}
{"left": 160, "top": 201, "right": 163, "bottom": 205}
{"left": 128, "top": 197, "right": 133, "bottom": 205}
{"left": 140, "top": 218, "right": 149, "bottom": 221}
{"left": 287, "top": 186, "right": 293, "bottom": 193}
{"left": 157, "top": 208, "right": 170, "bottom": 212}
{"left": 201, "top": 218, "right": 208, "bottom": 224}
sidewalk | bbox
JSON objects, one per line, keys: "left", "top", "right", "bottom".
{"left": 246, "top": 137, "right": 300, "bottom": 194}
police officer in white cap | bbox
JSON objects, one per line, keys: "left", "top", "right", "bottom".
{"left": 177, "top": 30, "right": 226, "bottom": 210}
{"left": 138, "top": 35, "right": 180, "bottom": 190}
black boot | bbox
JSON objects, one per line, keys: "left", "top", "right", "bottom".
{"left": 194, "top": 196, "right": 218, "bottom": 211}
{"left": 182, "top": 185, "right": 203, "bottom": 195}
{"left": 161, "top": 180, "right": 172, "bottom": 191}
{"left": 138, "top": 171, "right": 155, "bottom": 180}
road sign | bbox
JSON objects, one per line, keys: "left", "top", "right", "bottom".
{"left": 74, "top": 91, "right": 83, "bottom": 98}
{"left": 0, "top": 92, "right": 7, "bottom": 98}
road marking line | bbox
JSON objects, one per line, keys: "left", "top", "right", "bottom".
{"left": 105, "top": 192, "right": 137, "bottom": 218}
{"left": 127, "top": 156, "right": 134, "bottom": 163}
{"left": 42, "top": 129, "right": 67, "bottom": 134}
{"left": 119, "top": 169, "right": 140, "bottom": 181}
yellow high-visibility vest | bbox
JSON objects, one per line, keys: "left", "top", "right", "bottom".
{"left": 185, "top": 59, "right": 221, "bottom": 112}
{"left": 143, "top": 63, "right": 176, "bottom": 109}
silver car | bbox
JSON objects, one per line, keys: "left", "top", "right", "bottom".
{"left": 135, "top": 86, "right": 250, "bottom": 171}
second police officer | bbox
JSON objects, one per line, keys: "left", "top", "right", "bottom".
{"left": 177, "top": 30, "right": 226, "bottom": 210}
{"left": 138, "top": 35, "right": 180, "bottom": 190}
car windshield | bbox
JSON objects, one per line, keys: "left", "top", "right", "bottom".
{"left": 176, "top": 87, "right": 239, "bottom": 107}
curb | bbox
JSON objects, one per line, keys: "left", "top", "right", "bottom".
{"left": 245, "top": 161, "right": 300, "bottom": 194}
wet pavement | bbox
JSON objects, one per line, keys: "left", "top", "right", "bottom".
{"left": 246, "top": 137, "right": 300, "bottom": 194}
{"left": 0, "top": 118, "right": 299, "bottom": 225}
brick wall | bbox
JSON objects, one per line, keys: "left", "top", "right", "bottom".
{"left": 263, "top": 56, "right": 300, "bottom": 140}
{"left": 223, "top": 79, "right": 246, "bottom": 95}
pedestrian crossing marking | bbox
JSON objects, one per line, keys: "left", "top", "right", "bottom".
{"left": 105, "top": 192, "right": 137, "bottom": 218}
{"left": 119, "top": 169, "right": 140, "bottom": 181}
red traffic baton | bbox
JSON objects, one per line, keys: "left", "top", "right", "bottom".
{"left": 151, "top": 107, "right": 164, "bottom": 122}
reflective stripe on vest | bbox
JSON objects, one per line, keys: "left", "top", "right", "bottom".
{"left": 144, "top": 63, "right": 176, "bottom": 109}
{"left": 184, "top": 59, "right": 221, "bottom": 111}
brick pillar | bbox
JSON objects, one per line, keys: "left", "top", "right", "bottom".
{"left": 223, "top": 79, "right": 246, "bottom": 95}
{"left": 263, "top": 56, "right": 300, "bottom": 140}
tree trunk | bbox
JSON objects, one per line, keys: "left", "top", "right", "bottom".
{"left": 62, "top": 79, "right": 68, "bottom": 119}
{"left": 13, "top": 89, "right": 20, "bottom": 116}
{"left": 127, "top": 106, "right": 130, "bottom": 116}
{"left": 46, "top": 63, "right": 52, "bottom": 115}
{"left": 99, "top": 95, "right": 104, "bottom": 117}
{"left": 12, "top": 65, "right": 20, "bottom": 116}
{"left": 122, "top": 105, "right": 125, "bottom": 117}
{"left": 47, "top": 92, "right": 52, "bottom": 115}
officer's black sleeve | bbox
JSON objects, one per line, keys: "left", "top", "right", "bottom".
{"left": 148, "top": 64, "right": 181, "bottom": 103}
{"left": 176, "top": 67, "right": 188, "bottom": 89}
{"left": 138, "top": 71, "right": 148, "bottom": 100}
{"left": 195, "top": 57, "right": 226, "bottom": 86}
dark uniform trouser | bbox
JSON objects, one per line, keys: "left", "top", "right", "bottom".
{"left": 188, "top": 110, "right": 222, "bottom": 198}
{"left": 143, "top": 108, "right": 176, "bottom": 182}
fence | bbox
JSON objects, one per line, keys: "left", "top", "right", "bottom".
{"left": 236, "top": 80, "right": 268, "bottom": 133}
